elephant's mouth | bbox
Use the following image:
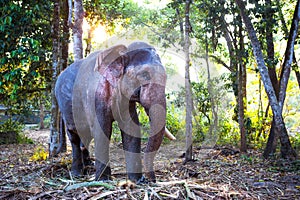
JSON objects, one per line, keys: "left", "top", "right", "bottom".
{"left": 130, "top": 86, "right": 141, "bottom": 102}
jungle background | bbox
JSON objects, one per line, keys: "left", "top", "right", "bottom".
{"left": 0, "top": 0, "right": 299, "bottom": 199}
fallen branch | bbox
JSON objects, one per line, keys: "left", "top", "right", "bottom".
{"left": 64, "top": 181, "right": 114, "bottom": 191}
{"left": 184, "top": 182, "right": 196, "bottom": 199}
{"left": 156, "top": 180, "right": 187, "bottom": 186}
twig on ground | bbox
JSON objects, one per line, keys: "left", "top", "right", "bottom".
{"left": 89, "top": 189, "right": 127, "bottom": 200}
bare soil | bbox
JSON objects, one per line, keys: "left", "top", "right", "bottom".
{"left": 0, "top": 129, "right": 299, "bottom": 199}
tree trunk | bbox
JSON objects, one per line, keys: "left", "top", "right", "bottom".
{"left": 49, "top": 0, "right": 60, "bottom": 157}
{"left": 219, "top": 13, "right": 239, "bottom": 123}
{"left": 235, "top": 0, "right": 297, "bottom": 159}
{"left": 264, "top": 0, "right": 280, "bottom": 158}
{"left": 238, "top": 18, "right": 246, "bottom": 153}
{"left": 56, "top": 0, "right": 70, "bottom": 154}
{"left": 61, "top": 0, "right": 70, "bottom": 72}
{"left": 184, "top": 0, "right": 193, "bottom": 162}
{"left": 278, "top": 0, "right": 300, "bottom": 110}
{"left": 73, "top": 0, "right": 84, "bottom": 60}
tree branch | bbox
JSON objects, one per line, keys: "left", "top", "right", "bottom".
{"left": 278, "top": 0, "right": 300, "bottom": 105}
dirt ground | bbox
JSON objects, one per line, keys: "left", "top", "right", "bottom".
{"left": 0, "top": 129, "right": 299, "bottom": 199}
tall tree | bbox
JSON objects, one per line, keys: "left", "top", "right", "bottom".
{"left": 184, "top": 0, "right": 193, "bottom": 162}
{"left": 49, "top": 0, "right": 61, "bottom": 156}
{"left": 235, "top": 0, "right": 297, "bottom": 159}
{"left": 56, "top": 0, "right": 70, "bottom": 154}
{"left": 238, "top": 16, "right": 247, "bottom": 152}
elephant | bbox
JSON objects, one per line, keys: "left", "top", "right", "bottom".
{"left": 55, "top": 41, "right": 172, "bottom": 183}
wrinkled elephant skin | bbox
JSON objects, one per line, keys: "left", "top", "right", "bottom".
{"left": 55, "top": 42, "right": 167, "bottom": 183}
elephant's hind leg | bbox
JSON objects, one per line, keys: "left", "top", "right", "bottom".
{"left": 67, "top": 129, "right": 84, "bottom": 177}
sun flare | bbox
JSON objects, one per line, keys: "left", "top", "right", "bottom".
{"left": 92, "top": 25, "right": 108, "bottom": 43}
{"left": 83, "top": 18, "right": 108, "bottom": 44}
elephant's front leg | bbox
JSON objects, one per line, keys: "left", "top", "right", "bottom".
{"left": 94, "top": 123, "right": 112, "bottom": 181}
{"left": 94, "top": 107, "right": 113, "bottom": 181}
{"left": 120, "top": 103, "right": 143, "bottom": 182}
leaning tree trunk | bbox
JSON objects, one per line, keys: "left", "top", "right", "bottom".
{"left": 275, "top": 0, "right": 300, "bottom": 158}
{"left": 276, "top": 0, "right": 300, "bottom": 89}
{"left": 49, "top": 0, "right": 60, "bottom": 156}
{"left": 184, "top": 0, "right": 193, "bottom": 162}
{"left": 278, "top": 0, "right": 300, "bottom": 110}
{"left": 235, "top": 0, "right": 297, "bottom": 159}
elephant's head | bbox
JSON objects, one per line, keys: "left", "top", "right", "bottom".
{"left": 94, "top": 42, "right": 167, "bottom": 182}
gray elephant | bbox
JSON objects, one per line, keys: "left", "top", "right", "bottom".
{"left": 55, "top": 42, "right": 171, "bottom": 183}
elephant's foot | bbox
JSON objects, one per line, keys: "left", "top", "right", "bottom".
{"left": 71, "top": 163, "right": 84, "bottom": 178}
{"left": 145, "top": 171, "right": 156, "bottom": 183}
{"left": 95, "top": 160, "right": 112, "bottom": 181}
{"left": 127, "top": 172, "right": 143, "bottom": 183}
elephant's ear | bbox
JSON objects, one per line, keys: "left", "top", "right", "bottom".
{"left": 95, "top": 44, "right": 128, "bottom": 87}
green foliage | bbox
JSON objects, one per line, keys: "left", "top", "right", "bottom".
{"left": 111, "top": 121, "right": 122, "bottom": 142}
{"left": 42, "top": 115, "right": 51, "bottom": 129}
{"left": 0, "top": 0, "right": 52, "bottom": 113}
{"left": 168, "top": 73, "right": 236, "bottom": 143}
{"left": 0, "top": 119, "right": 33, "bottom": 144}
{"left": 217, "top": 117, "right": 240, "bottom": 146}
{"left": 166, "top": 104, "right": 184, "bottom": 140}
{"left": 136, "top": 104, "right": 150, "bottom": 139}
{"left": 17, "top": 131, "right": 34, "bottom": 144}
{"left": 84, "top": 0, "right": 138, "bottom": 34}
{"left": 0, "top": 119, "right": 24, "bottom": 133}
{"left": 290, "top": 134, "right": 300, "bottom": 154}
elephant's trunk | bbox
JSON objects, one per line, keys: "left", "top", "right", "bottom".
{"left": 140, "top": 83, "right": 166, "bottom": 182}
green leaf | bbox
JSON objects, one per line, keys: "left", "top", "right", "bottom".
{"left": 4, "top": 16, "right": 12, "bottom": 25}
{"left": 30, "top": 55, "right": 40, "bottom": 62}
{"left": 4, "top": 73, "right": 11, "bottom": 81}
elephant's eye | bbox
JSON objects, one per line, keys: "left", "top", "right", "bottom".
{"left": 137, "top": 71, "right": 151, "bottom": 82}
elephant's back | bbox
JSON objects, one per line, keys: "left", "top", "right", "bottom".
{"left": 55, "top": 60, "right": 83, "bottom": 129}
{"left": 55, "top": 60, "right": 82, "bottom": 102}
